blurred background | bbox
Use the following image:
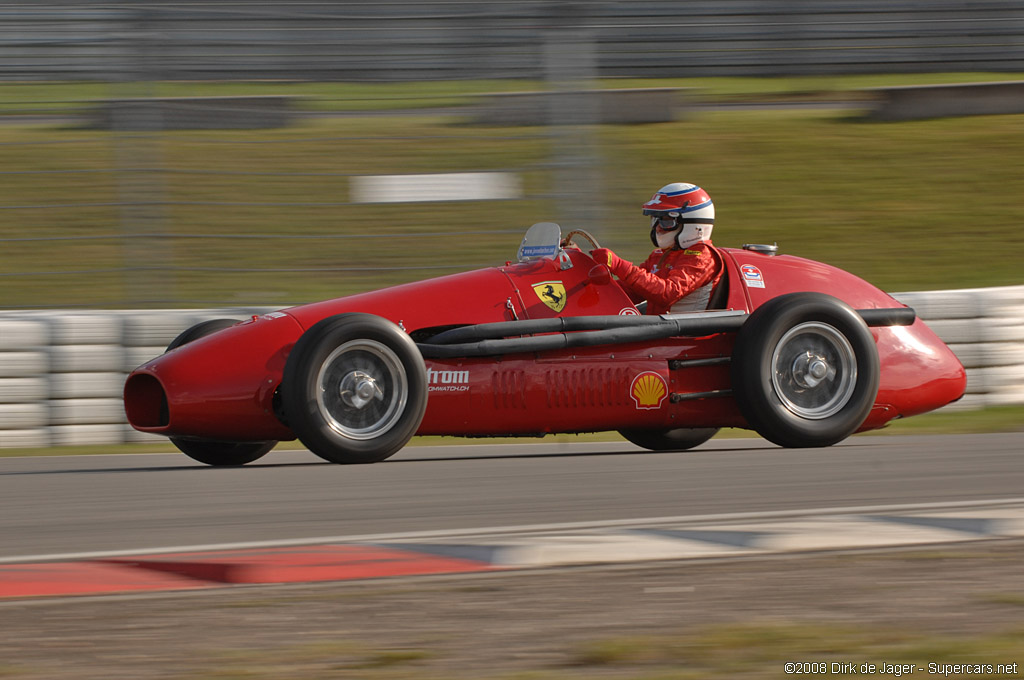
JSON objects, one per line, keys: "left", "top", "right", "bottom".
{"left": 1, "top": 0, "right": 1023, "bottom": 309}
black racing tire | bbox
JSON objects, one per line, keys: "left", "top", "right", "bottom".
{"left": 731, "top": 292, "right": 879, "bottom": 448}
{"left": 280, "top": 313, "right": 428, "bottom": 464}
{"left": 165, "top": 318, "right": 277, "bottom": 466}
{"left": 618, "top": 427, "right": 719, "bottom": 451}
{"left": 169, "top": 437, "right": 277, "bottom": 467}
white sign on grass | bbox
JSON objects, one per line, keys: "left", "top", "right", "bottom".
{"left": 350, "top": 172, "right": 521, "bottom": 203}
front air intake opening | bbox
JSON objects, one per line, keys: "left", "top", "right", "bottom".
{"left": 124, "top": 374, "right": 170, "bottom": 428}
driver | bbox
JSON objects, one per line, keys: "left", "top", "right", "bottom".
{"left": 591, "top": 182, "right": 724, "bottom": 315}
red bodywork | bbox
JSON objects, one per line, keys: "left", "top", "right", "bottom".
{"left": 124, "top": 247, "right": 966, "bottom": 442}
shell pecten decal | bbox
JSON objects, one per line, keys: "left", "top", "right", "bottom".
{"left": 630, "top": 371, "right": 669, "bottom": 410}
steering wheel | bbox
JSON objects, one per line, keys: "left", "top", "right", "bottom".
{"left": 561, "top": 229, "right": 602, "bottom": 252}
{"left": 562, "top": 228, "right": 638, "bottom": 307}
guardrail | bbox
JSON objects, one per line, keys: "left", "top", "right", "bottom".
{"left": 1, "top": 286, "right": 1022, "bottom": 448}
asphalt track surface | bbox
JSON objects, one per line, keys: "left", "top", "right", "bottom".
{"left": 2, "top": 433, "right": 1022, "bottom": 561}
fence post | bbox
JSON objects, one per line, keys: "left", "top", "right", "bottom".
{"left": 110, "top": 4, "right": 174, "bottom": 306}
{"left": 543, "top": 2, "right": 603, "bottom": 236}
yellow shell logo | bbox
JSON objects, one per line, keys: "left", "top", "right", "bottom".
{"left": 630, "top": 372, "right": 668, "bottom": 410}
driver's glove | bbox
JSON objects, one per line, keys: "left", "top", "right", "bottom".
{"left": 591, "top": 248, "right": 630, "bottom": 278}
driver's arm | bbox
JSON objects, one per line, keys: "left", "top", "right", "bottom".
{"left": 593, "top": 247, "right": 717, "bottom": 310}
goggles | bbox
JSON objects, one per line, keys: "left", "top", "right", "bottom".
{"left": 651, "top": 213, "right": 681, "bottom": 232}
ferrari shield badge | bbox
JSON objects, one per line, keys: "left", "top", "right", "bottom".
{"left": 532, "top": 281, "right": 567, "bottom": 312}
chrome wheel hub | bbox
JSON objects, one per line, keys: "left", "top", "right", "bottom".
{"left": 316, "top": 340, "right": 408, "bottom": 440}
{"left": 339, "top": 371, "right": 384, "bottom": 410}
{"left": 791, "top": 351, "right": 833, "bottom": 389}
{"left": 771, "top": 322, "right": 857, "bottom": 420}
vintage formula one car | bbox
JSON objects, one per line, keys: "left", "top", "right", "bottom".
{"left": 124, "top": 223, "right": 966, "bottom": 466}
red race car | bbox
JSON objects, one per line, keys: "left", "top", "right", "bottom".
{"left": 124, "top": 223, "right": 966, "bottom": 466}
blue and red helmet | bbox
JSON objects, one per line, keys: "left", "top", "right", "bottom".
{"left": 642, "top": 183, "right": 715, "bottom": 248}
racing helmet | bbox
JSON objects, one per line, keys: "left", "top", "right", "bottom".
{"left": 642, "top": 183, "right": 715, "bottom": 249}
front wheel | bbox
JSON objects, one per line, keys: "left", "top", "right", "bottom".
{"left": 618, "top": 427, "right": 719, "bottom": 452}
{"left": 731, "top": 293, "right": 879, "bottom": 448}
{"left": 280, "top": 313, "right": 428, "bottom": 464}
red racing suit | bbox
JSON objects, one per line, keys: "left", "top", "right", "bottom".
{"left": 612, "top": 242, "right": 724, "bottom": 315}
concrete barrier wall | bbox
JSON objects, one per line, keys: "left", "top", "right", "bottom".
{"left": 1, "top": 286, "right": 1022, "bottom": 448}
{"left": 869, "top": 81, "right": 1024, "bottom": 121}
{"left": 472, "top": 88, "right": 694, "bottom": 126}
{"left": 86, "top": 96, "right": 300, "bottom": 130}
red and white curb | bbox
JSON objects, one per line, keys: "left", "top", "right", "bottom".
{"left": 2, "top": 499, "right": 1023, "bottom": 599}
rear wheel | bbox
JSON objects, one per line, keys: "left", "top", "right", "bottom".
{"left": 165, "top": 318, "right": 277, "bottom": 466}
{"left": 618, "top": 427, "right": 719, "bottom": 452}
{"left": 281, "top": 313, "right": 428, "bottom": 464}
{"left": 169, "top": 438, "right": 277, "bottom": 467}
{"left": 731, "top": 293, "right": 879, "bottom": 448}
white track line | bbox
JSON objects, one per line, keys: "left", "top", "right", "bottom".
{"left": 3, "top": 497, "right": 1023, "bottom": 565}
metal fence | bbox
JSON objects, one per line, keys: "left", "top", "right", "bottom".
{"left": 3, "top": 1, "right": 1024, "bottom": 81}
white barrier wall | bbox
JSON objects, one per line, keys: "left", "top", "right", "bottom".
{"left": 0, "top": 288, "right": 1022, "bottom": 449}
{"left": 0, "top": 308, "right": 272, "bottom": 449}
{"left": 891, "top": 286, "right": 1024, "bottom": 411}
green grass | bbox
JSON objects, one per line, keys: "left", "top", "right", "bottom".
{"left": 192, "top": 640, "right": 435, "bottom": 679}
{"left": 0, "top": 115, "right": 553, "bottom": 306}
{"left": 978, "top": 592, "right": 1024, "bottom": 607}
{"left": 562, "top": 622, "right": 1024, "bottom": 679}
{"left": 618, "top": 72, "right": 1024, "bottom": 100}
{"left": 2, "top": 83, "right": 1024, "bottom": 307}
{"left": 0, "top": 79, "right": 545, "bottom": 114}
{"left": 864, "top": 405, "right": 1024, "bottom": 435}
{"left": 6, "top": 73, "right": 1024, "bottom": 112}
{"left": 98, "top": 621, "right": 1024, "bottom": 679}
